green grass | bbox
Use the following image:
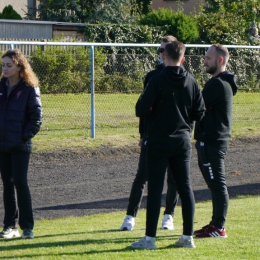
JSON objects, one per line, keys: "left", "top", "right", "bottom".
{"left": 0, "top": 196, "right": 259, "bottom": 259}
{"left": 33, "top": 92, "right": 260, "bottom": 152}
{"left": 232, "top": 92, "right": 260, "bottom": 137}
{"left": 34, "top": 93, "right": 140, "bottom": 151}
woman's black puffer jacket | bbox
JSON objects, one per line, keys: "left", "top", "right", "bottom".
{"left": 0, "top": 77, "right": 42, "bottom": 153}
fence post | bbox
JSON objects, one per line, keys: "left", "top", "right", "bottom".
{"left": 10, "top": 44, "right": 14, "bottom": 50}
{"left": 90, "top": 45, "right": 95, "bottom": 138}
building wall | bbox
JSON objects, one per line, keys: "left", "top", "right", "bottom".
{"left": 152, "top": 0, "right": 207, "bottom": 14}
{"left": 53, "top": 26, "right": 85, "bottom": 40}
{"left": 0, "top": 20, "right": 52, "bottom": 39}
{"left": 0, "top": 0, "right": 36, "bottom": 18}
{"left": 0, "top": 19, "right": 85, "bottom": 40}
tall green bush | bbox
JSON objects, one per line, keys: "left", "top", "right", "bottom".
{"left": 138, "top": 8, "right": 199, "bottom": 43}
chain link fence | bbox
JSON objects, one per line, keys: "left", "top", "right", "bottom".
{"left": 0, "top": 42, "right": 260, "bottom": 140}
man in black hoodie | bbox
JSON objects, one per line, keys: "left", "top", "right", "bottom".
{"left": 194, "top": 44, "right": 238, "bottom": 238}
{"left": 120, "top": 35, "right": 179, "bottom": 232}
{"left": 131, "top": 41, "right": 205, "bottom": 249}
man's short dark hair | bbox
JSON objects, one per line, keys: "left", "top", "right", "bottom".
{"left": 212, "top": 44, "right": 229, "bottom": 65}
{"left": 161, "top": 35, "right": 178, "bottom": 43}
{"left": 164, "top": 41, "right": 186, "bottom": 61}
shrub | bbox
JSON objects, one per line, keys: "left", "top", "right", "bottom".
{"left": 29, "top": 38, "right": 147, "bottom": 94}
{"left": 83, "top": 23, "right": 165, "bottom": 47}
{"left": 82, "top": 24, "right": 163, "bottom": 92}
{"left": 30, "top": 45, "right": 106, "bottom": 94}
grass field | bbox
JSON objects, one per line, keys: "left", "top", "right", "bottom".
{"left": 33, "top": 91, "right": 260, "bottom": 152}
{"left": 0, "top": 196, "right": 259, "bottom": 259}
{"left": 232, "top": 92, "right": 260, "bottom": 137}
{"left": 1, "top": 93, "right": 259, "bottom": 259}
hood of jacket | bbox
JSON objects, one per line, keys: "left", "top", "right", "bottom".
{"left": 155, "top": 63, "right": 165, "bottom": 70}
{"left": 216, "top": 71, "right": 238, "bottom": 96}
{"left": 160, "top": 66, "right": 189, "bottom": 89}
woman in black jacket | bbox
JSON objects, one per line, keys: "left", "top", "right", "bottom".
{"left": 0, "top": 49, "right": 42, "bottom": 239}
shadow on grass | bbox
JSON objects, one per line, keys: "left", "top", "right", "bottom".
{"left": 0, "top": 234, "right": 180, "bottom": 257}
{"left": 35, "top": 183, "right": 260, "bottom": 212}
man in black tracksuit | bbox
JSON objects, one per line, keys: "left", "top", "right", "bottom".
{"left": 194, "top": 44, "right": 238, "bottom": 238}
{"left": 131, "top": 41, "right": 205, "bottom": 249}
{"left": 121, "top": 36, "right": 179, "bottom": 231}
{"left": 143, "top": 64, "right": 179, "bottom": 222}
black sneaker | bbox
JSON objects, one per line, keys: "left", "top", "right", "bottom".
{"left": 22, "top": 228, "right": 34, "bottom": 239}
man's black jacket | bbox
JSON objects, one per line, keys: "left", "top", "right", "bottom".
{"left": 139, "top": 64, "right": 164, "bottom": 138}
{"left": 194, "top": 71, "right": 238, "bottom": 148}
{"left": 136, "top": 66, "right": 205, "bottom": 151}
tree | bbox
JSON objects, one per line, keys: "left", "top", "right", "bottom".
{"left": 0, "top": 5, "right": 22, "bottom": 20}
{"left": 29, "top": 0, "right": 100, "bottom": 22}
{"left": 205, "top": 0, "right": 260, "bottom": 23}
{"left": 135, "top": 0, "right": 152, "bottom": 15}
{"left": 194, "top": 0, "right": 260, "bottom": 44}
{"left": 28, "top": 0, "right": 137, "bottom": 23}
{"left": 207, "top": 0, "right": 260, "bottom": 31}
{"left": 85, "top": 0, "right": 137, "bottom": 24}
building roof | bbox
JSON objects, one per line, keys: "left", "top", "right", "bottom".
{"left": 0, "top": 19, "right": 86, "bottom": 27}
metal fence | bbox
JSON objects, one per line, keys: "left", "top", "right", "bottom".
{"left": 0, "top": 41, "right": 260, "bottom": 140}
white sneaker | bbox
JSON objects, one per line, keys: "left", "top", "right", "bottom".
{"left": 174, "top": 235, "right": 196, "bottom": 248}
{"left": 161, "top": 214, "right": 174, "bottom": 230}
{"left": 0, "top": 228, "right": 20, "bottom": 239}
{"left": 120, "top": 215, "right": 135, "bottom": 231}
{"left": 131, "top": 236, "right": 157, "bottom": 250}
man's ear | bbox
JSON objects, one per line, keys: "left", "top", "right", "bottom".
{"left": 219, "top": 56, "right": 224, "bottom": 65}
{"left": 180, "top": 56, "right": 185, "bottom": 64}
{"left": 161, "top": 52, "right": 166, "bottom": 61}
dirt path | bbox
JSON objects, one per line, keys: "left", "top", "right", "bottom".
{"left": 0, "top": 137, "right": 259, "bottom": 222}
